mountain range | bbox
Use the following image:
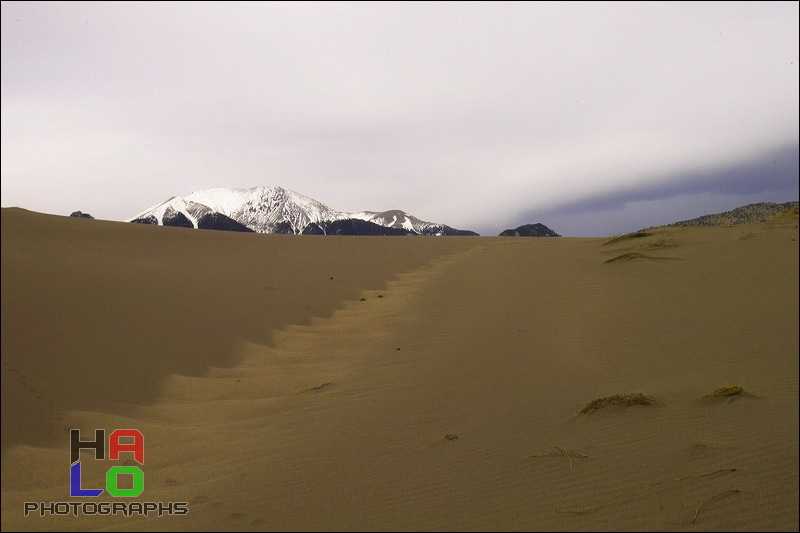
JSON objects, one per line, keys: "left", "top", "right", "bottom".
{"left": 127, "top": 186, "right": 480, "bottom": 236}
{"left": 95, "top": 189, "right": 797, "bottom": 238}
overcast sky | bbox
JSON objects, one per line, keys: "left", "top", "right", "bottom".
{"left": 2, "top": 1, "right": 798, "bottom": 236}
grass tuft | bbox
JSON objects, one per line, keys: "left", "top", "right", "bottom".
{"left": 603, "top": 231, "right": 653, "bottom": 246}
{"left": 605, "top": 252, "right": 647, "bottom": 263}
{"left": 557, "top": 468, "right": 736, "bottom": 515}
{"left": 703, "top": 385, "right": 754, "bottom": 399}
{"left": 692, "top": 489, "right": 740, "bottom": 524}
{"left": 580, "top": 393, "right": 658, "bottom": 414}
{"left": 641, "top": 238, "right": 678, "bottom": 249}
{"left": 524, "top": 447, "right": 589, "bottom": 471}
{"left": 296, "top": 381, "right": 333, "bottom": 394}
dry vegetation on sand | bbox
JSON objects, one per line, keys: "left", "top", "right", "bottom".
{"left": 579, "top": 393, "right": 659, "bottom": 414}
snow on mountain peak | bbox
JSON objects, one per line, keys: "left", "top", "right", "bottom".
{"left": 128, "top": 186, "right": 477, "bottom": 235}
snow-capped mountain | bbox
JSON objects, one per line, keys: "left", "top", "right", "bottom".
{"left": 128, "top": 186, "right": 478, "bottom": 236}
{"left": 129, "top": 187, "right": 346, "bottom": 234}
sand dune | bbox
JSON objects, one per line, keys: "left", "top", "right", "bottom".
{"left": 1, "top": 207, "right": 797, "bottom": 531}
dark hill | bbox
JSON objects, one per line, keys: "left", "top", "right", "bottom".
{"left": 499, "top": 223, "right": 560, "bottom": 237}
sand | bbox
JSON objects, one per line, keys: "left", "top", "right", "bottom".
{"left": 1, "top": 206, "right": 797, "bottom": 532}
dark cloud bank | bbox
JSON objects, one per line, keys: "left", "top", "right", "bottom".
{"left": 504, "top": 143, "right": 799, "bottom": 237}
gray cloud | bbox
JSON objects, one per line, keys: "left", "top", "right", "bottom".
{"left": 543, "top": 143, "right": 798, "bottom": 215}
{"left": 2, "top": 2, "right": 798, "bottom": 236}
{"left": 501, "top": 143, "right": 799, "bottom": 236}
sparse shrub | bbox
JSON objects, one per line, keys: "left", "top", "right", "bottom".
{"left": 702, "top": 385, "right": 754, "bottom": 399}
{"left": 580, "top": 393, "right": 658, "bottom": 414}
{"left": 603, "top": 231, "right": 653, "bottom": 246}
{"left": 605, "top": 252, "right": 647, "bottom": 263}
{"left": 641, "top": 238, "right": 677, "bottom": 249}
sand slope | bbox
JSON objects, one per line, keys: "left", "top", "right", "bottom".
{"left": 1, "top": 207, "right": 797, "bottom": 531}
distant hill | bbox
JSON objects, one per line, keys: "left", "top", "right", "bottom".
{"left": 661, "top": 201, "right": 799, "bottom": 228}
{"left": 498, "top": 223, "right": 560, "bottom": 237}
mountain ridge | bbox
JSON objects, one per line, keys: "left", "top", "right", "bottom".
{"left": 655, "top": 201, "right": 799, "bottom": 229}
{"left": 128, "top": 186, "right": 478, "bottom": 236}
